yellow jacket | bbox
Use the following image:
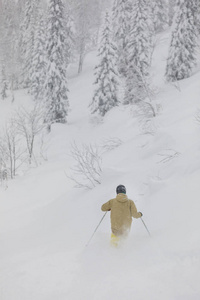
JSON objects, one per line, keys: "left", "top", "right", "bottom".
{"left": 101, "top": 193, "right": 142, "bottom": 236}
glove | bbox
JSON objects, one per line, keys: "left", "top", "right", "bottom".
{"left": 139, "top": 212, "right": 143, "bottom": 217}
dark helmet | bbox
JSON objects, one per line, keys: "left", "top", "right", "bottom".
{"left": 116, "top": 184, "right": 126, "bottom": 194}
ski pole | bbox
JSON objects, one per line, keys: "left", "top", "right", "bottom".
{"left": 141, "top": 217, "right": 151, "bottom": 237}
{"left": 86, "top": 212, "right": 107, "bottom": 247}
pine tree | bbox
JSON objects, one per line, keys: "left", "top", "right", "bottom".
{"left": 193, "top": 0, "right": 200, "bottom": 34}
{"left": 19, "top": 0, "right": 38, "bottom": 88}
{"left": 125, "top": 0, "right": 153, "bottom": 104}
{"left": 75, "top": 0, "right": 92, "bottom": 74}
{"left": 168, "top": 0, "right": 176, "bottom": 25}
{"left": 0, "top": 0, "right": 19, "bottom": 92}
{"left": 90, "top": 12, "right": 119, "bottom": 117}
{"left": 112, "top": 0, "right": 131, "bottom": 75}
{"left": 73, "top": 0, "right": 107, "bottom": 74}
{"left": 151, "top": 0, "right": 169, "bottom": 33}
{"left": 30, "top": 6, "right": 47, "bottom": 101}
{"left": 64, "top": 2, "right": 75, "bottom": 66}
{"left": 45, "top": 0, "right": 69, "bottom": 124}
{"left": 166, "top": 0, "right": 198, "bottom": 82}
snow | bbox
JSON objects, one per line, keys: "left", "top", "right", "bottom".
{"left": 1, "top": 32, "right": 200, "bottom": 299}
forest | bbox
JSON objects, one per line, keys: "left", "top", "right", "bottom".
{"left": 0, "top": 0, "right": 199, "bottom": 179}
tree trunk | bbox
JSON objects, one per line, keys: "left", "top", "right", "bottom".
{"left": 78, "top": 52, "right": 84, "bottom": 74}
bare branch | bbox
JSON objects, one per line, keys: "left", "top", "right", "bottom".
{"left": 67, "top": 142, "right": 102, "bottom": 189}
{"left": 14, "top": 104, "right": 47, "bottom": 164}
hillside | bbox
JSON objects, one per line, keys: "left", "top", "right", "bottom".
{"left": 1, "top": 31, "right": 200, "bottom": 300}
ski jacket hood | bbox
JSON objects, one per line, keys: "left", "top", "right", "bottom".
{"left": 101, "top": 194, "right": 142, "bottom": 236}
{"left": 116, "top": 193, "right": 128, "bottom": 203}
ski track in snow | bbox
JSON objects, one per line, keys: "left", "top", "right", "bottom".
{"left": 1, "top": 36, "right": 200, "bottom": 299}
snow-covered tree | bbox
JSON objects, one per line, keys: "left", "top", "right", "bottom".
{"left": 168, "top": 0, "right": 176, "bottom": 25}
{"left": 0, "top": 0, "right": 20, "bottom": 93}
{"left": 73, "top": 0, "right": 108, "bottom": 74}
{"left": 74, "top": 0, "right": 93, "bottom": 74}
{"left": 19, "top": 0, "right": 38, "bottom": 88}
{"left": 151, "top": 0, "right": 169, "bottom": 33}
{"left": 125, "top": 0, "right": 153, "bottom": 104}
{"left": 15, "top": 105, "right": 46, "bottom": 165}
{"left": 166, "top": 0, "right": 198, "bottom": 82}
{"left": 30, "top": 6, "right": 47, "bottom": 101}
{"left": 90, "top": 12, "right": 119, "bottom": 117}
{"left": 88, "top": 0, "right": 106, "bottom": 48}
{"left": 193, "top": 0, "right": 200, "bottom": 34}
{"left": 112, "top": 0, "right": 131, "bottom": 75}
{"left": 45, "top": 0, "right": 69, "bottom": 124}
{"left": 0, "top": 121, "right": 23, "bottom": 179}
{"left": 1, "top": 64, "right": 8, "bottom": 100}
{"left": 64, "top": 2, "right": 75, "bottom": 65}
{"left": 0, "top": 0, "right": 4, "bottom": 61}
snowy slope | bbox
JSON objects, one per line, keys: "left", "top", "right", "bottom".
{"left": 1, "top": 33, "right": 200, "bottom": 300}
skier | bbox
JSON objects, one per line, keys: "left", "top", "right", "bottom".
{"left": 101, "top": 184, "right": 142, "bottom": 247}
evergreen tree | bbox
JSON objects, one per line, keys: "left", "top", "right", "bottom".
{"left": 151, "top": 0, "right": 169, "bottom": 33}
{"left": 73, "top": 0, "right": 107, "bottom": 74}
{"left": 75, "top": 0, "right": 92, "bottom": 74}
{"left": 168, "top": 0, "right": 176, "bottom": 25}
{"left": 90, "top": 12, "right": 119, "bottom": 117}
{"left": 166, "top": 0, "right": 198, "bottom": 82}
{"left": 30, "top": 6, "right": 47, "bottom": 101}
{"left": 125, "top": 0, "right": 153, "bottom": 104}
{"left": 45, "top": 0, "right": 69, "bottom": 124}
{"left": 64, "top": 2, "right": 75, "bottom": 66}
{"left": 112, "top": 0, "right": 131, "bottom": 75}
{"left": 193, "top": 0, "right": 200, "bottom": 34}
{"left": 0, "top": 0, "right": 5, "bottom": 61}
{"left": 19, "top": 0, "right": 38, "bottom": 88}
{"left": 0, "top": 0, "right": 19, "bottom": 92}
